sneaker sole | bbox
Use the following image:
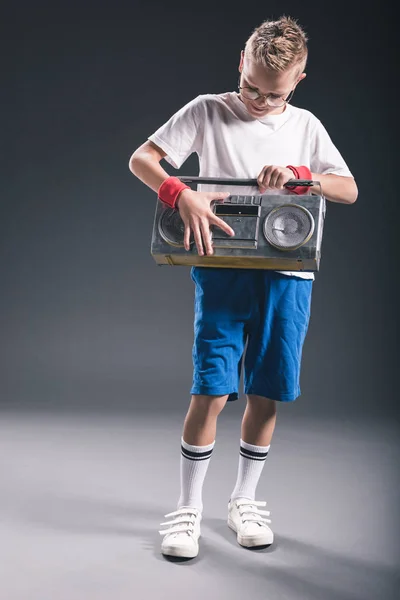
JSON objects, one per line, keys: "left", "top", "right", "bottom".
{"left": 161, "top": 544, "right": 199, "bottom": 558}
{"left": 228, "top": 518, "right": 274, "bottom": 547}
{"left": 161, "top": 535, "right": 200, "bottom": 559}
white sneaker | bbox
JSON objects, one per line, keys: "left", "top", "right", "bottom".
{"left": 228, "top": 497, "right": 273, "bottom": 547}
{"left": 159, "top": 506, "right": 202, "bottom": 558}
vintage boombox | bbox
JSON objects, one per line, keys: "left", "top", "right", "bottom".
{"left": 151, "top": 177, "right": 326, "bottom": 271}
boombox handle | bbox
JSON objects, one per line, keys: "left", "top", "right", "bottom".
{"left": 179, "top": 176, "right": 323, "bottom": 197}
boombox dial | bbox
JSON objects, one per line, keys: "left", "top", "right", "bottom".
{"left": 263, "top": 204, "right": 315, "bottom": 251}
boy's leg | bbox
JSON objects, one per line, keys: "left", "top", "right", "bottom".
{"left": 160, "top": 267, "right": 250, "bottom": 558}
{"left": 241, "top": 394, "right": 277, "bottom": 447}
{"left": 184, "top": 267, "right": 252, "bottom": 508}
{"left": 230, "top": 394, "right": 276, "bottom": 502}
{"left": 232, "top": 274, "right": 312, "bottom": 502}
{"left": 182, "top": 394, "right": 228, "bottom": 446}
{"left": 228, "top": 274, "right": 312, "bottom": 547}
{"left": 178, "top": 393, "right": 228, "bottom": 511}
{"left": 227, "top": 393, "right": 276, "bottom": 547}
{"left": 159, "top": 393, "right": 228, "bottom": 558}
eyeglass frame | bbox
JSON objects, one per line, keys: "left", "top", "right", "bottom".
{"left": 238, "top": 75, "right": 295, "bottom": 108}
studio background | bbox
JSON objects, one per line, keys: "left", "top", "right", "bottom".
{"left": 2, "top": 1, "right": 397, "bottom": 421}
{"left": 1, "top": 2, "right": 399, "bottom": 600}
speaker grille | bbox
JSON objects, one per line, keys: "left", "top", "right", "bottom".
{"left": 158, "top": 208, "right": 189, "bottom": 247}
{"left": 263, "top": 204, "right": 314, "bottom": 251}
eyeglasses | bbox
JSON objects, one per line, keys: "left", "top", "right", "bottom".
{"left": 238, "top": 77, "right": 295, "bottom": 108}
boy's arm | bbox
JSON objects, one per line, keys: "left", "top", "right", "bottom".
{"left": 310, "top": 172, "right": 358, "bottom": 205}
{"left": 128, "top": 140, "right": 233, "bottom": 256}
{"left": 310, "top": 118, "right": 358, "bottom": 204}
{"left": 129, "top": 140, "right": 170, "bottom": 192}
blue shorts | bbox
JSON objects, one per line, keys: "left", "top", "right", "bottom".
{"left": 190, "top": 267, "right": 313, "bottom": 403}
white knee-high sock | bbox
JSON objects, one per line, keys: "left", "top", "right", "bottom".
{"left": 177, "top": 437, "right": 215, "bottom": 512}
{"left": 230, "top": 438, "right": 270, "bottom": 501}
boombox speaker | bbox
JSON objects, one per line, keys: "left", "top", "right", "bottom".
{"left": 151, "top": 177, "right": 326, "bottom": 271}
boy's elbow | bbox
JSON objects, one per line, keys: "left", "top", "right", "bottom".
{"left": 129, "top": 141, "right": 165, "bottom": 174}
{"left": 128, "top": 150, "right": 141, "bottom": 174}
{"left": 349, "top": 179, "right": 358, "bottom": 204}
{"left": 340, "top": 178, "right": 358, "bottom": 204}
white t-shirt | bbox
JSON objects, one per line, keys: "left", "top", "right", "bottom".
{"left": 148, "top": 91, "right": 353, "bottom": 280}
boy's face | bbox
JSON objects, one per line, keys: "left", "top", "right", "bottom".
{"left": 238, "top": 50, "right": 306, "bottom": 118}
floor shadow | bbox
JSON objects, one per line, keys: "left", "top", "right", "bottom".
{"left": 5, "top": 488, "right": 210, "bottom": 565}
{"left": 6, "top": 491, "right": 399, "bottom": 598}
{"left": 203, "top": 517, "right": 399, "bottom": 600}
{"left": 4, "top": 488, "right": 163, "bottom": 538}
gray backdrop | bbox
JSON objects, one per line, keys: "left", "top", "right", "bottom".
{"left": 1, "top": 2, "right": 399, "bottom": 599}
{"left": 2, "top": 1, "right": 397, "bottom": 419}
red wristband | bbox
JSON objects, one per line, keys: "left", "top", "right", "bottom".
{"left": 158, "top": 176, "right": 190, "bottom": 208}
{"left": 286, "top": 165, "right": 312, "bottom": 195}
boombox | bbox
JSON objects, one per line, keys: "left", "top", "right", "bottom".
{"left": 151, "top": 177, "right": 326, "bottom": 272}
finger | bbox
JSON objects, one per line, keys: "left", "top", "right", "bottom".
{"left": 200, "top": 220, "right": 213, "bottom": 255}
{"left": 183, "top": 225, "right": 191, "bottom": 251}
{"left": 257, "top": 166, "right": 268, "bottom": 190}
{"left": 192, "top": 224, "right": 204, "bottom": 256}
{"left": 211, "top": 215, "right": 235, "bottom": 237}
{"left": 208, "top": 192, "right": 231, "bottom": 204}
{"left": 275, "top": 172, "right": 287, "bottom": 189}
{"left": 269, "top": 166, "right": 284, "bottom": 187}
{"left": 260, "top": 174, "right": 270, "bottom": 192}
{"left": 269, "top": 170, "right": 281, "bottom": 188}
{"left": 259, "top": 166, "right": 274, "bottom": 191}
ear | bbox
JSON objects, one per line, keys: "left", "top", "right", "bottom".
{"left": 238, "top": 50, "right": 244, "bottom": 73}
{"left": 297, "top": 72, "right": 307, "bottom": 84}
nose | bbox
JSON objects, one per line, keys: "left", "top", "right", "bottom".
{"left": 255, "top": 95, "right": 268, "bottom": 106}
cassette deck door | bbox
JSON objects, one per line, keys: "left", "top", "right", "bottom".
{"left": 211, "top": 203, "right": 260, "bottom": 249}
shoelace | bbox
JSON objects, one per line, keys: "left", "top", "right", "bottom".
{"left": 159, "top": 508, "right": 199, "bottom": 537}
{"left": 235, "top": 499, "right": 272, "bottom": 527}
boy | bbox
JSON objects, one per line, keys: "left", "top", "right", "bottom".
{"left": 129, "top": 16, "right": 357, "bottom": 559}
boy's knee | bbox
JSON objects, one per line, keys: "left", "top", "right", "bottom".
{"left": 190, "top": 394, "right": 229, "bottom": 416}
{"left": 246, "top": 394, "right": 277, "bottom": 414}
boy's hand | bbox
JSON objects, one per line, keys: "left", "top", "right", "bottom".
{"left": 176, "top": 189, "right": 235, "bottom": 256}
{"left": 258, "top": 165, "right": 294, "bottom": 193}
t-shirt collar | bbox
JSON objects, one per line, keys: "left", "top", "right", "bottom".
{"left": 231, "top": 91, "right": 292, "bottom": 127}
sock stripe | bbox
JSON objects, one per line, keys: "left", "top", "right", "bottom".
{"left": 230, "top": 441, "right": 270, "bottom": 501}
{"left": 181, "top": 446, "right": 214, "bottom": 461}
{"left": 181, "top": 452, "right": 213, "bottom": 461}
{"left": 239, "top": 451, "right": 266, "bottom": 461}
{"left": 240, "top": 447, "right": 269, "bottom": 461}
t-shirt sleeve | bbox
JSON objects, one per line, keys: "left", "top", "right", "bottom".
{"left": 148, "top": 95, "right": 204, "bottom": 169}
{"left": 310, "top": 119, "right": 353, "bottom": 177}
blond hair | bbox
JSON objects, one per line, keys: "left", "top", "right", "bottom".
{"left": 244, "top": 16, "right": 308, "bottom": 77}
